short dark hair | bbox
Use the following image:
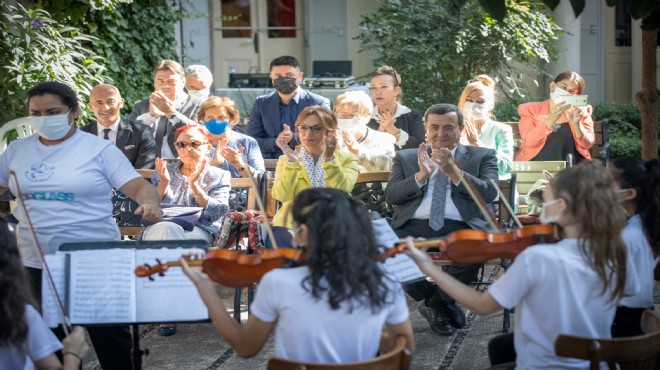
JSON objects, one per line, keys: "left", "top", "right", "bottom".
{"left": 424, "top": 103, "right": 464, "bottom": 128}
{"left": 27, "top": 81, "right": 78, "bottom": 111}
{"left": 270, "top": 55, "right": 300, "bottom": 71}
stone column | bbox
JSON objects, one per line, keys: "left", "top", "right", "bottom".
{"left": 549, "top": 2, "right": 582, "bottom": 84}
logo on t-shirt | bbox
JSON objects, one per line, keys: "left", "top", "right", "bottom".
{"left": 25, "top": 162, "right": 55, "bottom": 183}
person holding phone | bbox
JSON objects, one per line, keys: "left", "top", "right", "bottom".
{"left": 516, "top": 71, "right": 595, "bottom": 162}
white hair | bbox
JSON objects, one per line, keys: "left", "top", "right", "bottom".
{"left": 185, "top": 65, "right": 214, "bottom": 87}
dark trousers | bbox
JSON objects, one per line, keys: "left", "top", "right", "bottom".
{"left": 611, "top": 306, "right": 651, "bottom": 337}
{"left": 395, "top": 219, "right": 481, "bottom": 308}
{"left": 27, "top": 267, "right": 133, "bottom": 370}
{"left": 488, "top": 332, "right": 516, "bottom": 366}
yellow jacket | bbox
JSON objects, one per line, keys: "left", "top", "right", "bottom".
{"left": 272, "top": 150, "right": 359, "bottom": 228}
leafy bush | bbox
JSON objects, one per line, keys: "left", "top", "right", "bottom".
{"left": 592, "top": 102, "right": 643, "bottom": 138}
{"left": 0, "top": 4, "right": 107, "bottom": 124}
{"left": 357, "top": 0, "right": 560, "bottom": 112}
{"left": 610, "top": 137, "right": 660, "bottom": 158}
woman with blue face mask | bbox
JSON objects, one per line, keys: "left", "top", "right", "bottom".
{"left": 333, "top": 91, "right": 395, "bottom": 172}
{"left": 516, "top": 71, "right": 595, "bottom": 162}
{"left": 457, "top": 75, "right": 514, "bottom": 178}
{"left": 197, "top": 96, "right": 265, "bottom": 179}
{"left": 0, "top": 81, "right": 163, "bottom": 369}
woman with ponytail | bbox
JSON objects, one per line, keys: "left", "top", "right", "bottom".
{"left": 405, "top": 161, "right": 636, "bottom": 369}
{"left": 457, "top": 75, "right": 514, "bottom": 178}
{"left": 609, "top": 157, "right": 660, "bottom": 337}
{"left": 180, "top": 188, "right": 414, "bottom": 363}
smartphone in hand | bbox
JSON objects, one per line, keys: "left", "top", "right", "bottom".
{"left": 561, "top": 95, "right": 588, "bottom": 106}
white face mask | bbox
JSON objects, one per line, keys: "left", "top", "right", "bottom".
{"left": 539, "top": 199, "right": 561, "bottom": 225}
{"left": 550, "top": 86, "right": 571, "bottom": 103}
{"left": 30, "top": 110, "right": 74, "bottom": 140}
{"left": 337, "top": 117, "right": 369, "bottom": 131}
{"left": 464, "top": 102, "right": 486, "bottom": 120}
{"left": 188, "top": 89, "right": 210, "bottom": 100}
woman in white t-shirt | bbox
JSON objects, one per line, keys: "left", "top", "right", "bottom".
{"left": 0, "top": 217, "right": 88, "bottom": 370}
{"left": 405, "top": 161, "right": 635, "bottom": 369}
{"left": 180, "top": 188, "right": 415, "bottom": 364}
{"left": 609, "top": 157, "right": 660, "bottom": 337}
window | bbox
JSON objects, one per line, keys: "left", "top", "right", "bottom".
{"left": 267, "top": 0, "right": 296, "bottom": 38}
{"left": 221, "top": 0, "right": 251, "bottom": 38}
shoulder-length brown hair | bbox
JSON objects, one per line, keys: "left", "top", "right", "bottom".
{"left": 294, "top": 105, "right": 338, "bottom": 132}
{"left": 550, "top": 161, "right": 628, "bottom": 301}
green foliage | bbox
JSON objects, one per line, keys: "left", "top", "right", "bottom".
{"left": 38, "top": 0, "right": 180, "bottom": 120}
{"left": 357, "top": 0, "right": 560, "bottom": 112}
{"left": 592, "top": 102, "right": 643, "bottom": 138}
{"left": 610, "top": 137, "right": 660, "bottom": 158}
{"left": 0, "top": 4, "right": 107, "bottom": 124}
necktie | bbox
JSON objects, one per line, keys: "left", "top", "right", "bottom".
{"left": 103, "top": 128, "right": 111, "bottom": 140}
{"left": 429, "top": 171, "right": 448, "bottom": 231}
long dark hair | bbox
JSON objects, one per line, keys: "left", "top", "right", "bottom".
{"left": 0, "top": 217, "right": 35, "bottom": 346}
{"left": 609, "top": 157, "right": 660, "bottom": 257}
{"left": 291, "top": 188, "right": 391, "bottom": 312}
{"left": 550, "top": 161, "right": 628, "bottom": 301}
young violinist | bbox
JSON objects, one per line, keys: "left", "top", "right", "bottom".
{"left": 404, "top": 161, "right": 637, "bottom": 369}
{"left": 609, "top": 157, "right": 660, "bottom": 337}
{"left": 0, "top": 217, "right": 89, "bottom": 370}
{"left": 180, "top": 188, "right": 415, "bottom": 363}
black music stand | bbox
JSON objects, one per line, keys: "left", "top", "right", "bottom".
{"left": 58, "top": 239, "right": 208, "bottom": 370}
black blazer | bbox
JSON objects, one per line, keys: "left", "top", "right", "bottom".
{"left": 128, "top": 94, "right": 201, "bottom": 157}
{"left": 81, "top": 119, "right": 157, "bottom": 169}
{"left": 367, "top": 108, "right": 425, "bottom": 150}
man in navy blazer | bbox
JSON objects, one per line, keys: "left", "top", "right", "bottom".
{"left": 247, "top": 55, "right": 330, "bottom": 159}
{"left": 385, "top": 104, "right": 498, "bottom": 337}
{"left": 82, "top": 84, "right": 157, "bottom": 169}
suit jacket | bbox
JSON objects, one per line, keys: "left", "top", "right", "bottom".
{"left": 128, "top": 94, "right": 201, "bottom": 157}
{"left": 246, "top": 89, "right": 331, "bottom": 159}
{"left": 515, "top": 100, "right": 594, "bottom": 161}
{"left": 80, "top": 119, "right": 157, "bottom": 169}
{"left": 385, "top": 144, "right": 499, "bottom": 231}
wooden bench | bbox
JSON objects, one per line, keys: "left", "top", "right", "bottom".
{"left": 505, "top": 119, "right": 609, "bottom": 164}
{"left": 353, "top": 172, "right": 392, "bottom": 220}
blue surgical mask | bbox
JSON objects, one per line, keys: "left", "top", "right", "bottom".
{"left": 30, "top": 109, "right": 74, "bottom": 140}
{"left": 204, "top": 119, "right": 230, "bottom": 135}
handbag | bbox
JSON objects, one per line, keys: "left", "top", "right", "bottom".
{"left": 142, "top": 204, "right": 204, "bottom": 231}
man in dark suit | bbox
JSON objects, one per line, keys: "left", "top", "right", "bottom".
{"left": 82, "top": 84, "right": 157, "bottom": 169}
{"left": 129, "top": 59, "right": 201, "bottom": 159}
{"left": 385, "top": 103, "right": 499, "bottom": 336}
{"left": 246, "top": 55, "right": 331, "bottom": 159}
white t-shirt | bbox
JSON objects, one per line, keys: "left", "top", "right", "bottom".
{"left": 488, "top": 238, "right": 639, "bottom": 369}
{"left": 0, "top": 130, "right": 140, "bottom": 268}
{"left": 620, "top": 214, "right": 657, "bottom": 308}
{"left": 0, "top": 305, "right": 62, "bottom": 370}
{"left": 250, "top": 266, "right": 409, "bottom": 363}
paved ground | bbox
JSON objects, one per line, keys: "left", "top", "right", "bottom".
{"left": 81, "top": 266, "right": 660, "bottom": 370}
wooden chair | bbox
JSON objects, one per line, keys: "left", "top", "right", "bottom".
{"left": 352, "top": 171, "right": 392, "bottom": 220}
{"left": 555, "top": 309, "right": 660, "bottom": 370}
{"left": 267, "top": 335, "right": 411, "bottom": 370}
{"left": 591, "top": 119, "right": 610, "bottom": 165}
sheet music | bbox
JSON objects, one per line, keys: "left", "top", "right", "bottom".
{"left": 372, "top": 218, "right": 426, "bottom": 284}
{"left": 42, "top": 253, "right": 67, "bottom": 328}
{"left": 68, "top": 249, "right": 137, "bottom": 324}
{"left": 135, "top": 248, "right": 208, "bottom": 322}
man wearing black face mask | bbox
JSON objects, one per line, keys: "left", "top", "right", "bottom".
{"left": 246, "top": 55, "right": 331, "bottom": 159}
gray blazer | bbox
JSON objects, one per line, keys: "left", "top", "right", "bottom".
{"left": 385, "top": 144, "right": 499, "bottom": 230}
{"left": 128, "top": 94, "right": 201, "bottom": 157}
{"left": 80, "top": 118, "right": 157, "bottom": 169}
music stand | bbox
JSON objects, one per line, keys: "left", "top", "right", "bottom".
{"left": 58, "top": 239, "right": 208, "bottom": 370}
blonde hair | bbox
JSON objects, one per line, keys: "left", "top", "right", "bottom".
{"left": 196, "top": 96, "right": 240, "bottom": 126}
{"left": 333, "top": 91, "right": 373, "bottom": 117}
{"left": 370, "top": 66, "right": 402, "bottom": 101}
{"left": 457, "top": 74, "right": 496, "bottom": 116}
{"left": 550, "top": 161, "right": 628, "bottom": 302}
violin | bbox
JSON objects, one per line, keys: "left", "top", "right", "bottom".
{"left": 135, "top": 247, "right": 306, "bottom": 288}
{"left": 381, "top": 224, "right": 559, "bottom": 265}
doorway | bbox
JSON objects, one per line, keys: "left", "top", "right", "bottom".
{"left": 211, "top": 0, "right": 306, "bottom": 88}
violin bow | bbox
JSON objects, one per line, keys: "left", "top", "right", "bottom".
{"left": 237, "top": 143, "right": 280, "bottom": 250}
{"left": 9, "top": 171, "right": 71, "bottom": 336}
{"left": 488, "top": 179, "right": 523, "bottom": 229}
{"left": 458, "top": 171, "right": 500, "bottom": 232}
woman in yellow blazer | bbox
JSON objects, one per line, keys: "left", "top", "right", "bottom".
{"left": 273, "top": 105, "right": 359, "bottom": 229}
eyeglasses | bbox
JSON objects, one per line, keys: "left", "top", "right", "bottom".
{"left": 427, "top": 125, "right": 458, "bottom": 133}
{"left": 174, "top": 140, "right": 206, "bottom": 150}
{"left": 297, "top": 125, "right": 325, "bottom": 134}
